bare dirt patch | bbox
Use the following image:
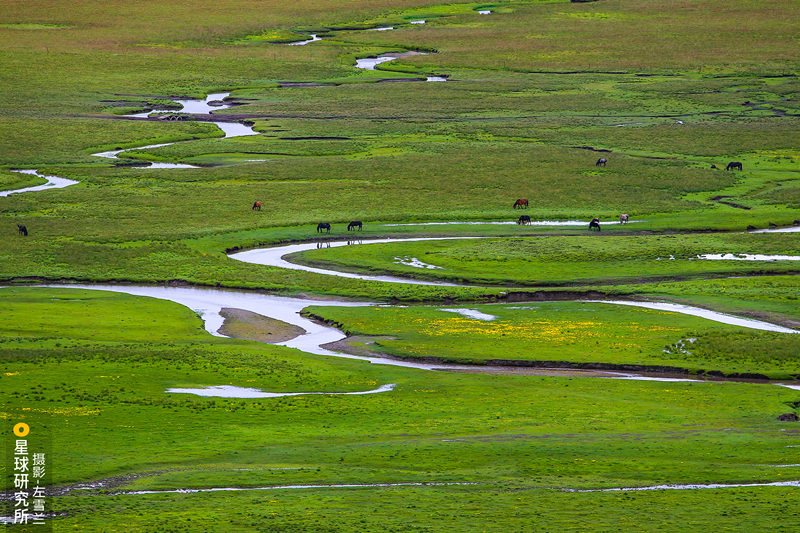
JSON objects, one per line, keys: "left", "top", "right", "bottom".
{"left": 218, "top": 307, "right": 305, "bottom": 343}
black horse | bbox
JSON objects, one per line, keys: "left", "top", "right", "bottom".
{"left": 596, "top": 158, "right": 607, "bottom": 167}
{"left": 589, "top": 218, "right": 601, "bottom": 231}
{"left": 17, "top": 224, "right": 27, "bottom": 236}
{"left": 726, "top": 161, "right": 743, "bottom": 171}
{"left": 316, "top": 222, "right": 331, "bottom": 233}
{"left": 517, "top": 215, "right": 531, "bottom": 225}
{"left": 347, "top": 220, "right": 362, "bottom": 231}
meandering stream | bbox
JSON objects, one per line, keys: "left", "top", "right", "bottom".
{"left": 91, "top": 92, "right": 259, "bottom": 168}
{"left": 0, "top": 169, "right": 78, "bottom": 197}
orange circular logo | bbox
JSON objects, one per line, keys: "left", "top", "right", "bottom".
{"left": 13, "top": 423, "right": 30, "bottom": 437}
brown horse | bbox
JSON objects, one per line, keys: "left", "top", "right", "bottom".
{"left": 513, "top": 199, "right": 529, "bottom": 209}
{"left": 252, "top": 201, "right": 262, "bottom": 211}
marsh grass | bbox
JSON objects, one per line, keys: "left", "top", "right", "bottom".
{"left": 1, "top": 0, "right": 800, "bottom": 528}
{"left": 293, "top": 233, "right": 800, "bottom": 286}
{"left": 306, "top": 301, "right": 800, "bottom": 376}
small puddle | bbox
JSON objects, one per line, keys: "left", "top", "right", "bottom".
{"left": 167, "top": 383, "right": 395, "bottom": 398}
{"left": 698, "top": 253, "right": 800, "bottom": 261}
{"left": 439, "top": 308, "right": 496, "bottom": 321}
{"left": 125, "top": 93, "right": 232, "bottom": 118}
{"left": 410, "top": 20, "right": 426, "bottom": 24}
{"left": 355, "top": 55, "right": 404, "bottom": 70}
{"left": 2, "top": 169, "right": 79, "bottom": 196}
{"left": 394, "top": 256, "right": 443, "bottom": 269}
{"left": 366, "top": 26, "right": 395, "bottom": 31}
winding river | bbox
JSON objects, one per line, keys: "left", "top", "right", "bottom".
{"left": 92, "top": 92, "right": 259, "bottom": 168}
{"left": 0, "top": 169, "right": 78, "bottom": 197}
{"left": 29, "top": 231, "right": 794, "bottom": 388}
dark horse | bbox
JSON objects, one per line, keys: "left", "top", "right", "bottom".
{"left": 252, "top": 201, "right": 262, "bottom": 210}
{"left": 17, "top": 224, "right": 28, "bottom": 236}
{"left": 596, "top": 158, "right": 607, "bottom": 167}
{"left": 513, "top": 198, "right": 529, "bottom": 209}
{"left": 347, "top": 220, "right": 362, "bottom": 231}
{"left": 726, "top": 161, "right": 743, "bottom": 171}
{"left": 316, "top": 222, "right": 331, "bottom": 233}
{"left": 589, "top": 218, "right": 601, "bottom": 231}
{"left": 517, "top": 215, "right": 531, "bottom": 225}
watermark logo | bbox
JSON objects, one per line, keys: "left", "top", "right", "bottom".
{"left": 5, "top": 421, "right": 51, "bottom": 531}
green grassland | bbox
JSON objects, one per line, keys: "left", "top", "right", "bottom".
{"left": 305, "top": 301, "right": 800, "bottom": 376}
{"left": 3, "top": 287, "right": 800, "bottom": 531}
{"left": 290, "top": 232, "right": 800, "bottom": 286}
{"left": 1, "top": 0, "right": 800, "bottom": 529}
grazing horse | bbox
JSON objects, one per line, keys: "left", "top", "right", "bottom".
{"left": 252, "top": 201, "right": 262, "bottom": 211}
{"left": 316, "top": 222, "right": 331, "bottom": 233}
{"left": 596, "top": 158, "right": 607, "bottom": 167}
{"left": 17, "top": 224, "right": 27, "bottom": 236}
{"left": 517, "top": 215, "right": 531, "bottom": 225}
{"left": 347, "top": 220, "right": 362, "bottom": 231}
{"left": 726, "top": 161, "right": 743, "bottom": 171}
{"left": 513, "top": 198, "right": 529, "bottom": 209}
{"left": 589, "top": 218, "right": 601, "bottom": 231}
{"left": 619, "top": 214, "right": 629, "bottom": 224}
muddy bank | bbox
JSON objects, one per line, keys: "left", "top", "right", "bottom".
{"left": 319, "top": 333, "right": 702, "bottom": 380}
{"left": 710, "top": 195, "right": 751, "bottom": 210}
{"left": 218, "top": 307, "right": 306, "bottom": 343}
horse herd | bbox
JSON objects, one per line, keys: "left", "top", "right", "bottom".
{"left": 246, "top": 153, "right": 744, "bottom": 235}
{"left": 316, "top": 221, "right": 362, "bottom": 233}
{"left": 514, "top": 198, "right": 627, "bottom": 230}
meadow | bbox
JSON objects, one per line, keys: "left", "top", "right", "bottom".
{"left": 1, "top": 0, "right": 799, "bottom": 530}
{"left": 3, "top": 287, "right": 800, "bottom": 531}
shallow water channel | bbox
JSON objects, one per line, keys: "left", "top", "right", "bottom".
{"left": 0, "top": 169, "right": 79, "bottom": 197}
{"left": 33, "top": 280, "right": 768, "bottom": 383}
{"left": 230, "top": 236, "right": 799, "bottom": 334}
{"left": 91, "top": 93, "right": 259, "bottom": 168}
{"left": 35, "top": 232, "right": 796, "bottom": 390}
